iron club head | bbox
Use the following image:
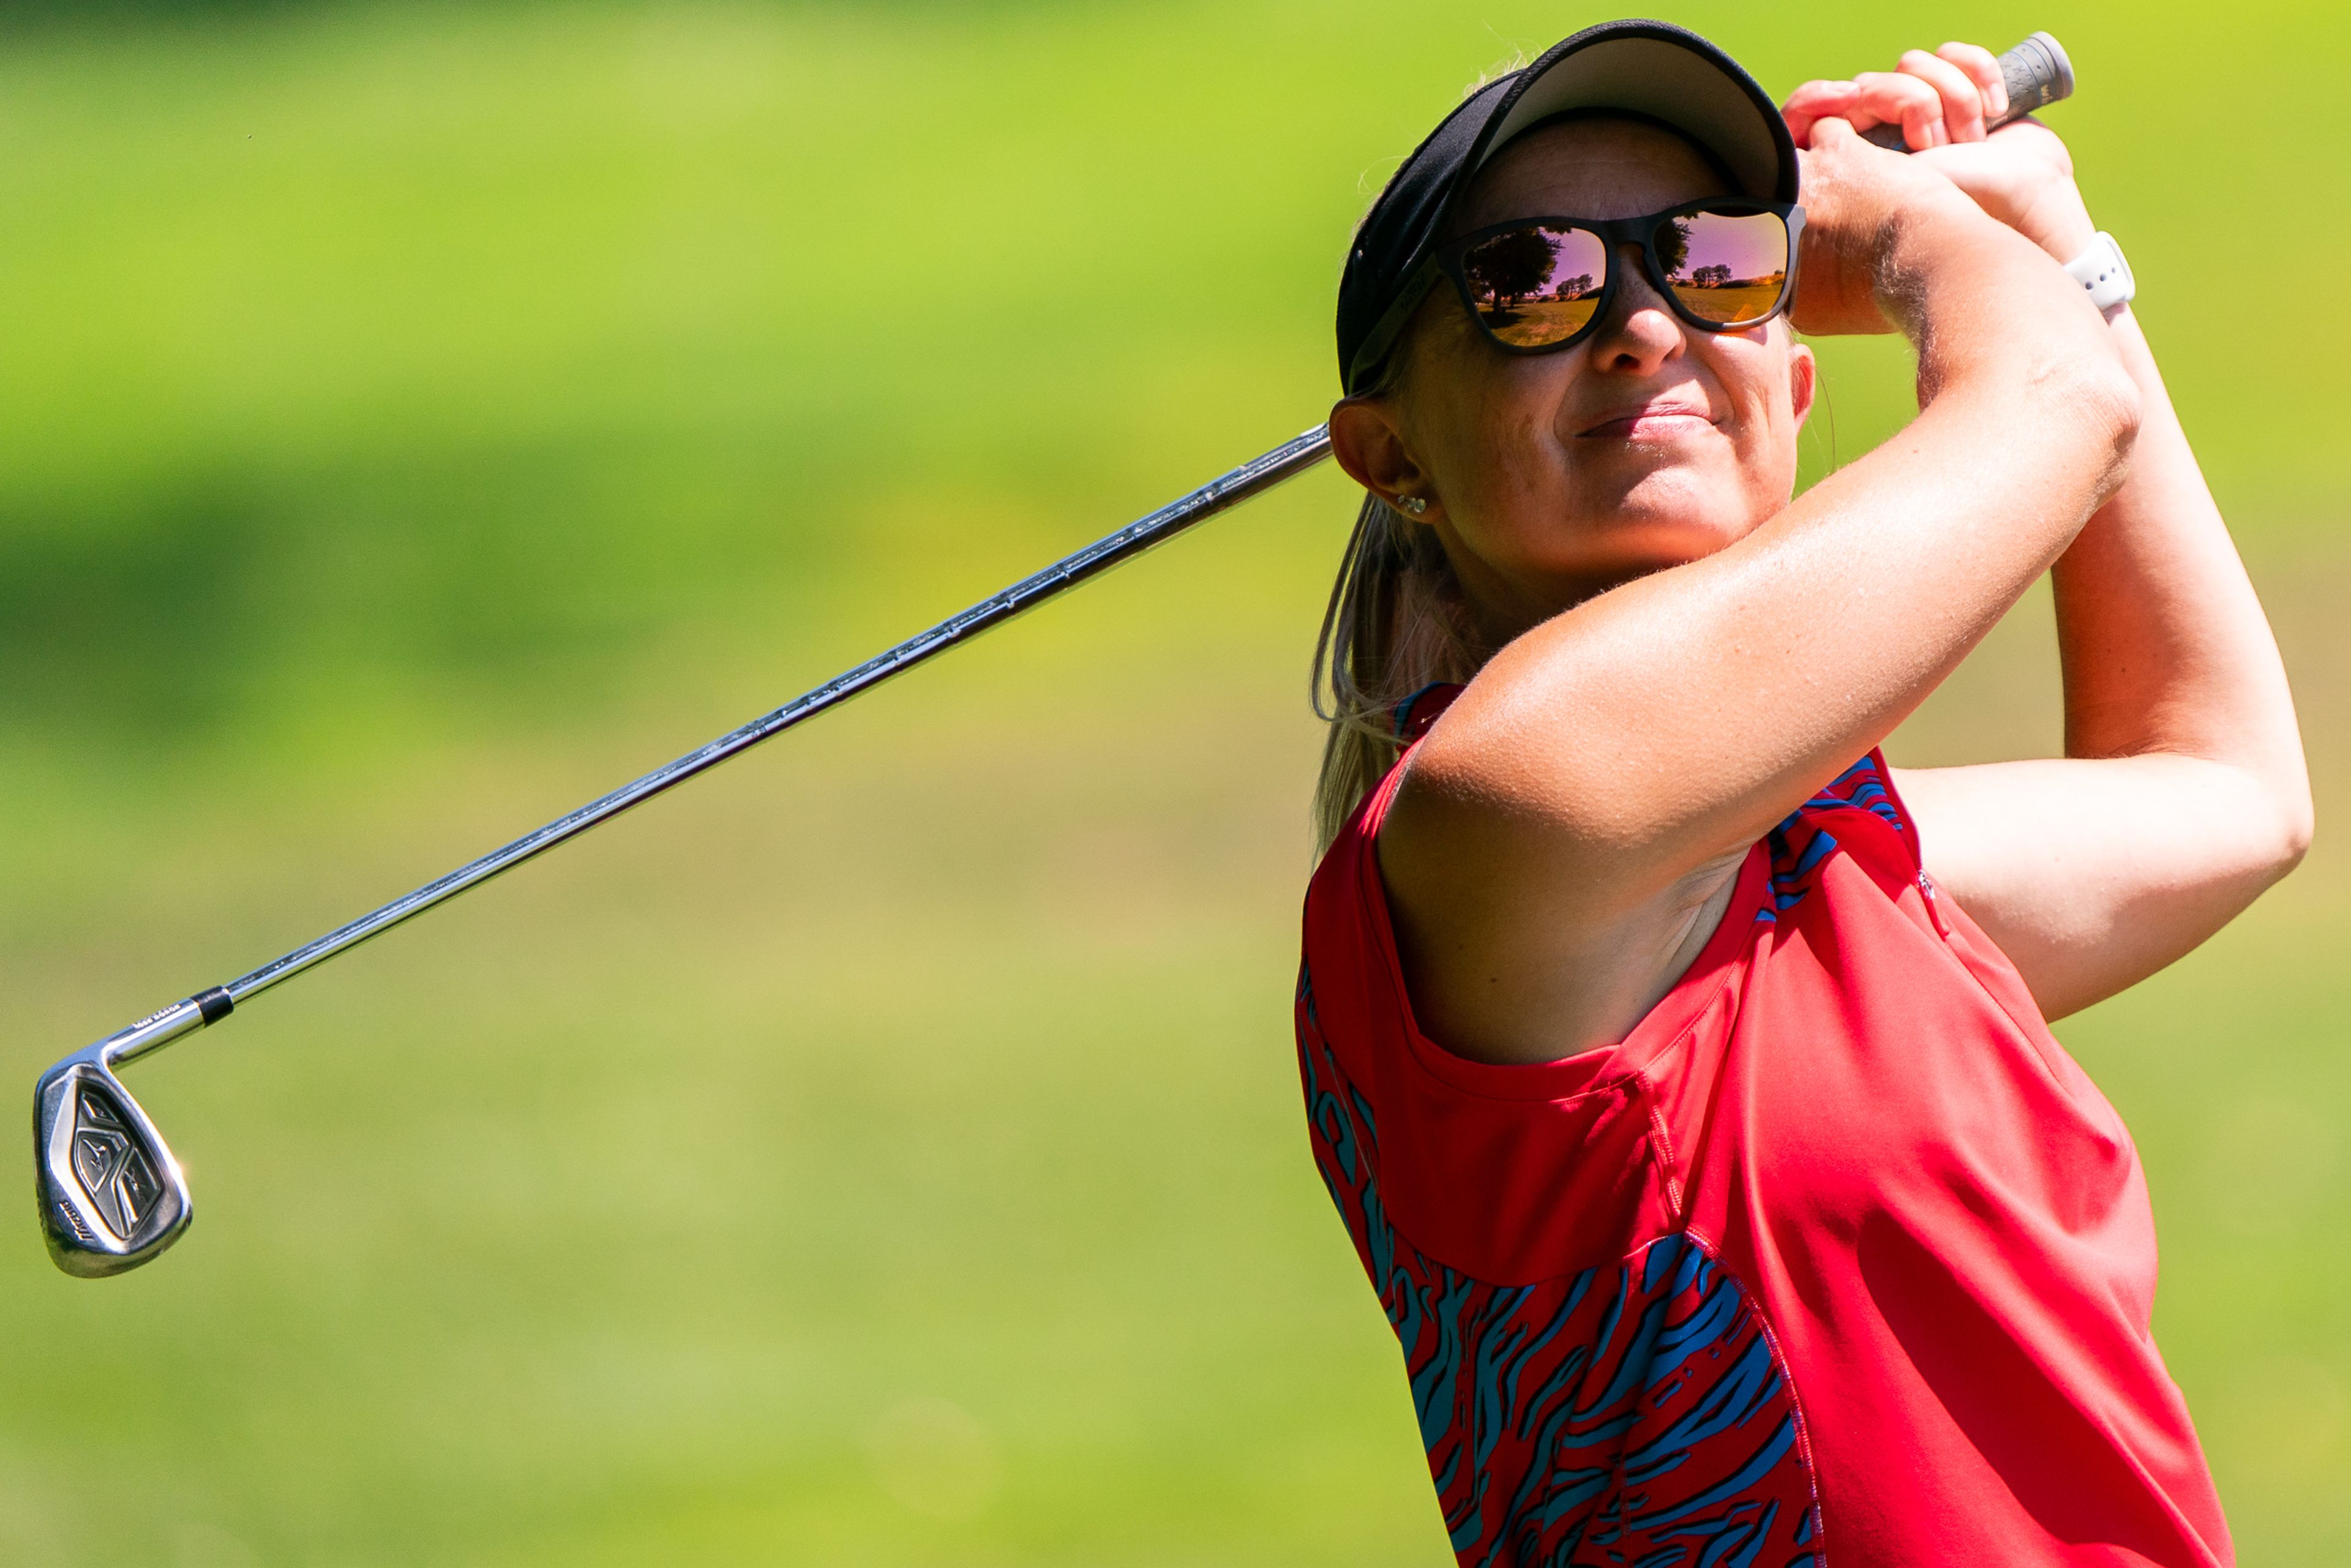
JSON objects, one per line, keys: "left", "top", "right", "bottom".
{"left": 32, "top": 988, "right": 226, "bottom": 1277}
{"left": 34, "top": 1053, "right": 190, "bottom": 1277}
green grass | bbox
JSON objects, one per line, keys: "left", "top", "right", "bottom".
{"left": 1, "top": 1, "right": 2345, "bottom": 1561}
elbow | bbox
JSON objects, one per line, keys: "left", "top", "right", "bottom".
{"left": 2068, "top": 357, "right": 2144, "bottom": 496}
{"left": 2244, "top": 767, "right": 2315, "bottom": 890}
{"left": 2009, "top": 346, "right": 2142, "bottom": 503}
{"left": 2183, "top": 757, "right": 2314, "bottom": 898}
{"left": 2273, "top": 781, "right": 2316, "bottom": 880}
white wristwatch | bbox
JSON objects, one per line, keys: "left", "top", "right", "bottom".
{"left": 2064, "top": 231, "right": 2135, "bottom": 314}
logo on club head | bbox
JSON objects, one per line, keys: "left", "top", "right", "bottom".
{"left": 69, "top": 1087, "right": 162, "bottom": 1241}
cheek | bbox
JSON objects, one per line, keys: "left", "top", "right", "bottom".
{"left": 1736, "top": 399, "right": 1804, "bottom": 511}
{"left": 1471, "top": 408, "right": 1580, "bottom": 541}
{"left": 1425, "top": 366, "right": 1575, "bottom": 505}
{"left": 1709, "top": 343, "right": 1802, "bottom": 455}
{"left": 1712, "top": 334, "right": 1790, "bottom": 413}
{"left": 1639, "top": 342, "right": 1796, "bottom": 523}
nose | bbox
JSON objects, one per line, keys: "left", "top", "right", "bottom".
{"left": 1586, "top": 241, "right": 1686, "bottom": 374}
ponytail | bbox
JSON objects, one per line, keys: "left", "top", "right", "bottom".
{"left": 1309, "top": 486, "right": 1487, "bottom": 854}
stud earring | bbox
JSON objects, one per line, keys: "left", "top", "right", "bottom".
{"left": 1396, "top": 495, "right": 1430, "bottom": 517}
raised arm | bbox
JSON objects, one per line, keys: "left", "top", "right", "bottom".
{"left": 1372, "top": 120, "right": 2139, "bottom": 1065}
{"left": 1806, "top": 57, "right": 2315, "bottom": 1020}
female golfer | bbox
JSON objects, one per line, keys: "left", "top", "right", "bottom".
{"left": 1299, "top": 20, "right": 2307, "bottom": 1565}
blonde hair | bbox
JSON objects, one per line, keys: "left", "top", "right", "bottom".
{"left": 1308, "top": 348, "right": 1490, "bottom": 853}
{"left": 1305, "top": 54, "right": 1554, "bottom": 853}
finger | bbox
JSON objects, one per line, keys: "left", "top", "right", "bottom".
{"left": 1851, "top": 70, "right": 1945, "bottom": 149}
{"left": 1900, "top": 48, "right": 1987, "bottom": 142}
{"left": 1780, "top": 79, "right": 1860, "bottom": 148}
{"left": 1937, "top": 41, "right": 2007, "bottom": 122}
{"left": 1781, "top": 78, "right": 1861, "bottom": 117}
{"left": 1805, "top": 114, "right": 1863, "bottom": 150}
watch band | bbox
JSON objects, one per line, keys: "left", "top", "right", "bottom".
{"left": 2064, "top": 231, "right": 2135, "bottom": 313}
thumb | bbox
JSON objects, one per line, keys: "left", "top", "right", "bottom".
{"left": 1807, "top": 114, "right": 1862, "bottom": 149}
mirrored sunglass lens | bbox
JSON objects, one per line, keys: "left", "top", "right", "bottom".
{"left": 1462, "top": 224, "right": 1607, "bottom": 347}
{"left": 1657, "top": 210, "right": 1789, "bottom": 325}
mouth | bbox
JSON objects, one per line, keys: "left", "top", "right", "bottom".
{"left": 1576, "top": 402, "right": 1719, "bottom": 441}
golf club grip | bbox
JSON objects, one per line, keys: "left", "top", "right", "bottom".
{"left": 1860, "top": 31, "right": 2074, "bottom": 150}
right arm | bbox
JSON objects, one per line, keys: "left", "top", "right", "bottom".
{"left": 1378, "top": 119, "right": 2140, "bottom": 1065}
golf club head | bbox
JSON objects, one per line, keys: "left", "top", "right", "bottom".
{"left": 35, "top": 1054, "right": 191, "bottom": 1277}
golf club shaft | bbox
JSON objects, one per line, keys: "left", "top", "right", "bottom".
{"left": 103, "top": 424, "right": 1335, "bottom": 1068}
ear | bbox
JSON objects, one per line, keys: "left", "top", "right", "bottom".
{"left": 1786, "top": 337, "right": 1818, "bottom": 430}
{"left": 1329, "top": 394, "right": 1438, "bottom": 519}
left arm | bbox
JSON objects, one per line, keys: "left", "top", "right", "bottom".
{"left": 1792, "top": 47, "right": 2314, "bottom": 1021}
{"left": 1895, "top": 304, "right": 2311, "bottom": 1021}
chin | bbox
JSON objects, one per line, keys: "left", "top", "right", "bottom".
{"left": 1523, "top": 532, "right": 1719, "bottom": 606}
{"left": 1564, "top": 503, "right": 1750, "bottom": 580}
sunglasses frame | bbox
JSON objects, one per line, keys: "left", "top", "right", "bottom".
{"left": 1427, "top": 199, "right": 1805, "bottom": 358}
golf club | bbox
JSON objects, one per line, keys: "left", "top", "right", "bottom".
{"left": 33, "top": 30, "right": 2074, "bottom": 1278}
{"left": 34, "top": 426, "right": 1332, "bottom": 1277}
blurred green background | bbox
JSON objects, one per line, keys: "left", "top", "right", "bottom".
{"left": 2, "top": 1, "right": 2344, "bottom": 1561}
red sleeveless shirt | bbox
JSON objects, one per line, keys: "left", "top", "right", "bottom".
{"left": 1295, "top": 685, "right": 2232, "bottom": 1566}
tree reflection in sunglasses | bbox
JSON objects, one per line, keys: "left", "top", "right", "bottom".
{"left": 1468, "top": 214, "right": 1785, "bottom": 344}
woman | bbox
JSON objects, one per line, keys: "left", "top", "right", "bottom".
{"left": 1297, "top": 20, "right": 2308, "bottom": 1566}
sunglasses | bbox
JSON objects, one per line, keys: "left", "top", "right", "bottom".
{"left": 1427, "top": 200, "right": 1803, "bottom": 356}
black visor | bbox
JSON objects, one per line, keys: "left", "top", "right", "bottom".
{"left": 1335, "top": 19, "right": 1798, "bottom": 395}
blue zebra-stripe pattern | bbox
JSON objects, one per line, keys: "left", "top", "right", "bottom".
{"left": 1758, "top": 754, "right": 1906, "bottom": 925}
{"left": 1299, "top": 974, "right": 1823, "bottom": 1566}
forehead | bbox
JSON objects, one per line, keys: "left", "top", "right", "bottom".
{"left": 1453, "top": 116, "right": 1730, "bottom": 231}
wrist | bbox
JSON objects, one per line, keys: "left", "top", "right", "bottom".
{"left": 1873, "top": 195, "right": 2021, "bottom": 316}
{"left": 2034, "top": 215, "right": 2099, "bottom": 264}
{"left": 2064, "top": 232, "right": 2137, "bottom": 317}
{"left": 2010, "top": 178, "right": 2098, "bottom": 263}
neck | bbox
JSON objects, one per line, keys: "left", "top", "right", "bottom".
{"left": 1452, "top": 555, "right": 1643, "bottom": 650}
